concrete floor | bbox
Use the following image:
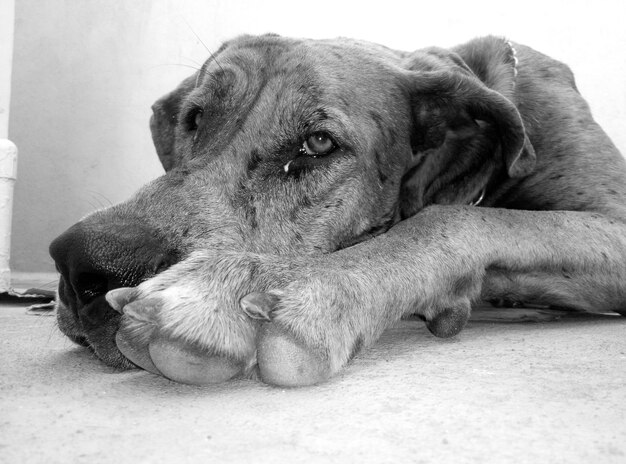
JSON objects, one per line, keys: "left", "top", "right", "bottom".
{"left": 1, "top": 276, "right": 625, "bottom": 463}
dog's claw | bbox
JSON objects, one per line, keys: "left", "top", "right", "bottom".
{"left": 106, "top": 287, "right": 139, "bottom": 313}
{"left": 240, "top": 292, "right": 279, "bottom": 321}
{"left": 257, "top": 323, "right": 331, "bottom": 387}
{"left": 425, "top": 301, "right": 471, "bottom": 338}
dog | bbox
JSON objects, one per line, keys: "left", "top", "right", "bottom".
{"left": 49, "top": 34, "right": 626, "bottom": 387}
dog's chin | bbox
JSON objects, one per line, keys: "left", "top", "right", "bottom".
{"left": 56, "top": 298, "right": 137, "bottom": 370}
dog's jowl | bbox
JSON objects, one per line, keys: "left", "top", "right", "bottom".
{"left": 49, "top": 34, "right": 626, "bottom": 386}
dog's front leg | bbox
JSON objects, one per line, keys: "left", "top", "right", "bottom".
{"left": 248, "top": 206, "right": 486, "bottom": 386}
{"left": 108, "top": 205, "right": 626, "bottom": 387}
{"left": 252, "top": 205, "right": 626, "bottom": 386}
{"left": 105, "top": 209, "right": 484, "bottom": 387}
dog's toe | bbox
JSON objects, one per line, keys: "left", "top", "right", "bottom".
{"left": 116, "top": 320, "right": 244, "bottom": 385}
{"left": 257, "top": 323, "right": 331, "bottom": 387}
{"left": 116, "top": 326, "right": 244, "bottom": 384}
{"left": 425, "top": 300, "right": 471, "bottom": 338}
{"left": 113, "top": 291, "right": 244, "bottom": 385}
{"left": 148, "top": 339, "right": 243, "bottom": 385}
{"left": 114, "top": 295, "right": 162, "bottom": 373}
{"left": 115, "top": 330, "right": 162, "bottom": 375}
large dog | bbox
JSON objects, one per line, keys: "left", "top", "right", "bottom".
{"left": 50, "top": 34, "right": 626, "bottom": 387}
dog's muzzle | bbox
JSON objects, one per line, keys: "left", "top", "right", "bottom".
{"left": 49, "top": 218, "right": 179, "bottom": 366}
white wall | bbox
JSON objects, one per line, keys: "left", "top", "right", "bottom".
{"left": 9, "top": 0, "right": 626, "bottom": 271}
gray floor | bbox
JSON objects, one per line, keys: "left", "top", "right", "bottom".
{"left": 1, "top": 276, "right": 625, "bottom": 463}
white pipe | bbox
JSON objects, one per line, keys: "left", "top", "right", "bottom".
{"left": 0, "top": 0, "right": 16, "bottom": 292}
{"left": 0, "top": 140, "right": 17, "bottom": 291}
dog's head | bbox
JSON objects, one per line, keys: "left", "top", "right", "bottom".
{"left": 49, "top": 34, "right": 530, "bottom": 367}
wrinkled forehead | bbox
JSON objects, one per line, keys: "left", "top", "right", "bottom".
{"left": 192, "top": 35, "right": 407, "bottom": 126}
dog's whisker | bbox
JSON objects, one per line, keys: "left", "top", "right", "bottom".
{"left": 86, "top": 190, "right": 114, "bottom": 209}
{"left": 85, "top": 199, "right": 99, "bottom": 210}
{"left": 45, "top": 320, "right": 58, "bottom": 346}
{"left": 85, "top": 191, "right": 105, "bottom": 210}
{"left": 149, "top": 63, "right": 201, "bottom": 72}
{"left": 181, "top": 17, "right": 225, "bottom": 73}
{"left": 93, "top": 191, "right": 114, "bottom": 207}
{"left": 32, "top": 279, "right": 60, "bottom": 291}
{"left": 180, "top": 56, "right": 203, "bottom": 67}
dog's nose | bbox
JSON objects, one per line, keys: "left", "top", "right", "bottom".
{"left": 49, "top": 220, "right": 179, "bottom": 304}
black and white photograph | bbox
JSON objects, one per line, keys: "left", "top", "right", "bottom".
{"left": 1, "top": 0, "right": 625, "bottom": 462}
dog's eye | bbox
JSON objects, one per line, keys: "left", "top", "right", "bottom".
{"left": 185, "top": 108, "right": 203, "bottom": 132}
{"left": 194, "top": 111, "right": 203, "bottom": 128}
{"left": 302, "top": 132, "right": 336, "bottom": 156}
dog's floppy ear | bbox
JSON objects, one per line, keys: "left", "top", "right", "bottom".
{"left": 409, "top": 70, "right": 535, "bottom": 178}
{"left": 149, "top": 74, "right": 197, "bottom": 172}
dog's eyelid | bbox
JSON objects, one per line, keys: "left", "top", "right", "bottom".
{"left": 302, "top": 131, "right": 339, "bottom": 156}
{"left": 301, "top": 112, "right": 354, "bottom": 151}
{"left": 180, "top": 91, "right": 208, "bottom": 117}
{"left": 182, "top": 106, "right": 204, "bottom": 132}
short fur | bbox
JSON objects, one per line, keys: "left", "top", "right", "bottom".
{"left": 50, "top": 35, "right": 626, "bottom": 385}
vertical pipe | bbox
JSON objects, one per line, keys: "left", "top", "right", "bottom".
{"left": 0, "top": 0, "right": 16, "bottom": 291}
{"left": 0, "top": 141, "right": 17, "bottom": 291}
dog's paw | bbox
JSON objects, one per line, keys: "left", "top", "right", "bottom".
{"left": 240, "top": 276, "right": 372, "bottom": 387}
{"left": 422, "top": 299, "right": 472, "bottom": 338}
{"left": 240, "top": 274, "right": 475, "bottom": 387}
{"left": 107, "top": 283, "right": 257, "bottom": 385}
